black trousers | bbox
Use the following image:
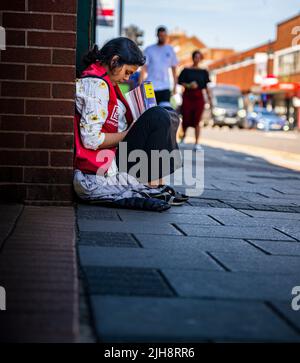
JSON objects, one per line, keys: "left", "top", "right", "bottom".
{"left": 116, "top": 106, "right": 181, "bottom": 183}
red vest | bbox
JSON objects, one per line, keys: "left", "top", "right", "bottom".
{"left": 74, "top": 62, "right": 133, "bottom": 175}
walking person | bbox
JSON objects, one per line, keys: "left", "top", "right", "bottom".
{"left": 139, "top": 26, "right": 178, "bottom": 105}
{"left": 178, "top": 50, "right": 212, "bottom": 150}
{"left": 73, "top": 37, "right": 188, "bottom": 211}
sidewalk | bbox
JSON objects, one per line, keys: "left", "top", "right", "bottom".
{"left": 77, "top": 145, "right": 300, "bottom": 343}
{"left": 0, "top": 205, "right": 79, "bottom": 343}
{"left": 1, "top": 144, "right": 300, "bottom": 342}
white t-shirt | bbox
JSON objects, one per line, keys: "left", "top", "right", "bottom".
{"left": 144, "top": 44, "right": 178, "bottom": 91}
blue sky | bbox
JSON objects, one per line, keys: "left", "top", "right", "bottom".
{"left": 123, "top": 0, "right": 300, "bottom": 51}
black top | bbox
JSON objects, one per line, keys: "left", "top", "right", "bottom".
{"left": 178, "top": 68, "right": 210, "bottom": 90}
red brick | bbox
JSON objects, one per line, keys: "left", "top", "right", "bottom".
{"left": 2, "top": 82, "right": 51, "bottom": 98}
{"left": 24, "top": 167, "right": 73, "bottom": 184}
{"left": 0, "top": 151, "right": 48, "bottom": 166}
{"left": 26, "top": 184, "right": 74, "bottom": 201}
{"left": 26, "top": 100, "right": 74, "bottom": 116}
{"left": 6, "top": 30, "right": 25, "bottom": 46}
{"left": 28, "top": 31, "right": 76, "bottom": 49}
{"left": 51, "top": 117, "right": 73, "bottom": 132}
{"left": 52, "top": 49, "right": 76, "bottom": 65}
{"left": 0, "top": 132, "right": 25, "bottom": 148}
{"left": 26, "top": 134, "right": 73, "bottom": 150}
{"left": 50, "top": 151, "right": 73, "bottom": 167}
{"left": 0, "top": 167, "right": 23, "bottom": 183}
{"left": 52, "top": 84, "right": 75, "bottom": 99}
{"left": 53, "top": 15, "right": 76, "bottom": 31}
{"left": 1, "top": 47, "right": 52, "bottom": 64}
{"left": 0, "top": 0, "right": 25, "bottom": 11}
{"left": 28, "top": 0, "right": 77, "bottom": 14}
{"left": 3, "top": 12, "right": 52, "bottom": 30}
{"left": 1, "top": 116, "right": 50, "bottom": 132}
{"left": 0, "top": 64, "right": 25, "bottom": 80}
{"left": 0, "top": 99, "right": 24, "bottom": 114}
{"left": 27, "top": 65, "right": 76, "bottom": 82}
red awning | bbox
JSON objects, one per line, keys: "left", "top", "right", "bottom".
{"left": 261, "top": 81, "right": 300, "bottom": 97}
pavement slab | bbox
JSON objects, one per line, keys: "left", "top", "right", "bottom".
{"left": 90, "top": 296, "right": 300, "bottom": 342}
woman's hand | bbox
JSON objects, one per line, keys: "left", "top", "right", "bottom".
{"left": 190, "top": 81, "right": 198, "bottom": 89}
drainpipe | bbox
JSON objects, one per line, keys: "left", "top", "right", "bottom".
{"left": 119, "top": 0, "right": 124, "bottom": 36}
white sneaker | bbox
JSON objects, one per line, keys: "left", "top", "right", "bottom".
{"left": 194, "top": 144, "right": 203, "bottom": 151}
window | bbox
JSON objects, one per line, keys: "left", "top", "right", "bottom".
{"left": 278, "top": 50, "right": 300, "bottom": 76}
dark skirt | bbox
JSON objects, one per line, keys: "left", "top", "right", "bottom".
{"left": 181, "top": 89, "right": 205, "bottom": 130}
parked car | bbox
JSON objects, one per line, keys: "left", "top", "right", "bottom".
{"left": 209, "top": 84, "right": 247, "bottom": 128}
{"left": 247, "top": 107, "right": 288, "bottom": 131}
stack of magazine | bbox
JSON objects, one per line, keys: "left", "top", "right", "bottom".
{"left": 125, "top": 81, "right": 157, "bottom": 121}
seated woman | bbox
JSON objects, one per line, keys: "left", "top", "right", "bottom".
{"left": 73, "top": 37, "right": 188, "bottom": 211}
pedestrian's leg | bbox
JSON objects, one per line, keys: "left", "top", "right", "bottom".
{"left": 194, "top": 95, "right": 205, "bottom": 146}
{"left": 195, "top": 124, "right": 201, "bottom": 144}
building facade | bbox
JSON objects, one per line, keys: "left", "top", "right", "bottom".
{"left": 209, "top": 14, "right": 300, "bottom": 128}
{"left": 168, "top": 31, "right": 235, "bottom": 70}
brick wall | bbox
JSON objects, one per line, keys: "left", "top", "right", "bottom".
{"left": 0, "top": 0, "right": 77, "bottom": 204}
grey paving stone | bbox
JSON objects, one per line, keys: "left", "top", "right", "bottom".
{"left": 177, "top": 225, "right": 295, "bottom": 241}
{"left": 211, "top": 216, "right": 300, "bottom": 228}
{"left": 90, "top": 296, "right": 300, "bottom": 342}
{"left": 271, "top": 206, "right": 300, "bottom": 213}
{"left": 162, "top": 270, "right": 299, "bottom": 301}
{"left": 240, "top": 210, "right": 300, "bottom": 220}
{"left": 78, "top": 231, "right": 140, "bottom": 248}
{"left": 225, "top": 202, "right": 255, "bottom": 210}
{"left": 78, "top": 246, "right": 222, "bottom": 270}
{"left": 193, "top": 189, "right": 253, "bottom": 201}
{"left": 249, "top": 240, "right": 300, "bottom": 256}
{"left": 135, "top": 235, "right": 259, "bottom": 254}
{"left": 77, "top": 220, "right": 181, "bottom": 235}
{"left": 77, "top": 205, "right": 120, "bottom": 221}
{"left": 260, "top": 198, "right": 300, "bottom": 206}
{"left": 166, "top": 207, "right": 246, "bottom": 217}
{"left": 188, "top": 199, "right": 230, "bottom": 208}
{"left": 272, "top": 301, "right": 300, "bottom": 333}
{"left": 117, "top": 212, "right": 219, "bottom": 225}
{"left": 83, "top": 266, "right": 174, "bottom": 297}
{"left": 234, "top": 203, "right": 279, "bottom": 211}
{"left": 275, "top": 227, "right": 300, "bottom": 241}
{"left": 210, "top": 251, "right": 300, "bottom": 274}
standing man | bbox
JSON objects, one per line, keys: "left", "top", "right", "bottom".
{"left": 139, "top": 26, "right": 178, "bottom": 105}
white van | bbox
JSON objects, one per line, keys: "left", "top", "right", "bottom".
{"left": 209, "top": 84, "right": 247, "bottom": 128}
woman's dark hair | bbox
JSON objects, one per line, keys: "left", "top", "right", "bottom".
{"left": 192, "top": 50, "right": 203, "bottom": 60}
{"left": 82, "top": 37, "right": 146, "bottom": 71}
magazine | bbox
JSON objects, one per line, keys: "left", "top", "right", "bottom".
{"left": 125, "top": 81, "right": 157, "bottom": 121}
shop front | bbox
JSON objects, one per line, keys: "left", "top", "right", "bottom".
{"left": 260, "top": 81, "right": 300, "bottom": 130}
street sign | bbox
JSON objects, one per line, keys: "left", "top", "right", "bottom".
{"left": 97, "top": 0, "right": 115, "bottom": 27}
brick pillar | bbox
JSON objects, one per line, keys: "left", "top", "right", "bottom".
{"left": 0, "top": 0, "right": 77, "bottom": 204}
